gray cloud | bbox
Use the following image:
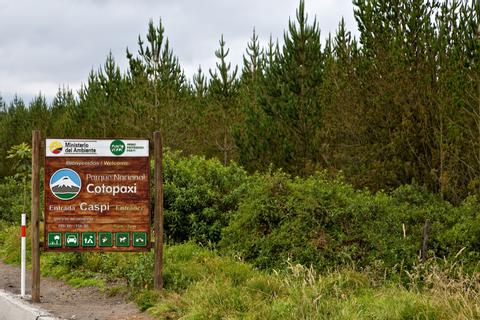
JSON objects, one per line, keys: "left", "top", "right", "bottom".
{"left": 0, "top": 0, "right": 357, "bottom": 104}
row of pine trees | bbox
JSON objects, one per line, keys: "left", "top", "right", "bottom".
{"left": 1, "top": 0, "right": 479, "bottom": 203}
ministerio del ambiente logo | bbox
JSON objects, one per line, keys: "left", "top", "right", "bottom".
{"left": 49, "top": 140, "right": 63, "bottom": 154}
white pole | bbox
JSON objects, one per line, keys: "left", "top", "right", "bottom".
{"left": 21, "top": 213, "right": 26, "bottom": 298}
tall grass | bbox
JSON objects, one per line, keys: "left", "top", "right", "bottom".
{"left": 149, "top": 249, "right": 480, "bottom": 319}
{"left": 1, "top": 224, "right": 478, "bottom": 319}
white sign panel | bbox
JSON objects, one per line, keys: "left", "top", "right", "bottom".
{"left": 46, "top": 139, "right": 149, "bottom": 157}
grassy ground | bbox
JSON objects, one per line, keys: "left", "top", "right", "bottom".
{"left": 0, "top": 223, "right": 478, "bottom": 319}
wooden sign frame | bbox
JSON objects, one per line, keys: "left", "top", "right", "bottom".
{"left": 32, "top": 132, "right": 164, "bottom": 301}
{"left": 43, "top": 138, "right": 151, "bottom": 252}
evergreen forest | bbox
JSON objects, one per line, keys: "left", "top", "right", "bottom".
{"left": 0, "top": 1, "right": 478, "bottom": 204}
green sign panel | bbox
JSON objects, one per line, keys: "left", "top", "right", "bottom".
{"left": 82, "top": 232, "right": 96, "bottom": 247}
{"left": 99, "top": 232, "right": 113, "bottom": 247}
{"left": 65, "top": 232, "right": 79, "bottom": 247}
{"left": 115, "top": 232, "right": 130, "bottom": 247}
{"left": 110, "top": 139, "right": 126, "bottom": 155}
{"left": 133, "top": 232, "right": 147, "bottom": 247}
{"left": 48, "top": 232, "right": 62, "bottom": 248}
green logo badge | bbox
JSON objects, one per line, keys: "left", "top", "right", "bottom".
{"left": 48, "top": 232, "right": 62, "bottom": 248}
{"left": 82, "top": 232, "right": 96, "bottom": 247}
{"left": 99, "top": 232, "right": 113, "bottom": 247}
{"left": 110, "top": 140, "right": 125, "bottom": 156}
{"left": 115, "top": 232, "right": 130, "bottom": 247}
{"left": 65, "top": 232, "right": 79, "bottom": 247}
{"left": 133, "top": 232, "right": 148, "bottom": 247}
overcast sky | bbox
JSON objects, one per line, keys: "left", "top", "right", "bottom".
{"left": 0, "top": 0, "right": 358, "bottom": 104}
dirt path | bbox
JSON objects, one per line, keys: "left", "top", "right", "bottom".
{"left": 0, "top": 260, "right": 154, "bottom": 320}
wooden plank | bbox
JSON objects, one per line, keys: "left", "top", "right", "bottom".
{"left": 154, "top": 132, "right": 164, "bottom": 290}
{"left": 31, "top": 130, "right": 41, "bottom": 302}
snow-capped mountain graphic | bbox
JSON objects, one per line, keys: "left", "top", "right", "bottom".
{"left": 51, "top": 176, "right": 80, "bottom": 193}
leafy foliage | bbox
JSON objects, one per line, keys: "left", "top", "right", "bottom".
{"left": 221, "top": 170, "right": 480, "bottom": 271}
{"left": 1, "top": 148, "right": 479, "bottom": 272}
{"left": 0, "top": 176, "right": 29, "bottom": 222}
{"left": 162, "top": 150, "right": 247, "bottom": 244}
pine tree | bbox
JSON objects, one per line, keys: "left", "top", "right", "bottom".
{"left": 193, "top": 65, "right": 207, "bottom": 98}
{"left": 29, "top": 95, "right": 49, "bottom": 135}
{"left": 207, "top": 35, "right": 240, "bottom": 165}
{"left": 234, "top": 30, "right": 270, "bottom": 171}
{"left": 126, "top": 19, "right": 189, "bottom": 147}
{"left": 242, "top": 29, "right": 263, "bottom": 84}
{"left": 255, "top": 0, "right": 325, "bottom": 173}
{"left": 347, "top": 0, "right": 480, "bottom": 201}
{"left": 320, "top": 19, "right": 363, "bottom": 175}
{"left": 351, "top": 0, "right": 436, "bottom": 189}
{"left": 50, "top": 87, "right": 77, "bottom": 137}
{"left": 0, "top": 97, "right": 30, "bottom": 176}
{"left": 77, "top": 53, "right": 127, "bottom": 137}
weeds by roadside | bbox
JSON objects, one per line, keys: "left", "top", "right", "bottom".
{"left": 1, "top": 224, "right": 477, "bottom": 319}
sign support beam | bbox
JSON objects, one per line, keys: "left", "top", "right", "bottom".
{"left": 31, "top": 130, "right": 41, "bottom": 302}
{"left": 153, "top": 132, "right": 164, "bottom": 290}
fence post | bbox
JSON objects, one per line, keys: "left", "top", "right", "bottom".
{"left": 420, "top": 220, "right": 431, "bottom": 262}
{"left": 21, "top": 213, "right": 26, "bottom": 298}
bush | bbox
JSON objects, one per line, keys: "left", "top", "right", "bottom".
{"left": 161, "top": 150, "right": 247, "bottom": 245}
{"left": 1, "top": 221, "right": 478, "bottom": 319}
{"left": 0, "top": 176, "right": 29, "bottom": 222}
{"left": 0, "top": 150, "right": 479, "bottom": 276}
{"left": 221, "top": 171, "right": 479, "bottom": 271}
{"left": 0, "top": 223, "right": 29, "bottom": 264}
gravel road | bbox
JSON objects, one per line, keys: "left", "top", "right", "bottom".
{"left": 0, "top": 260, "right": 153, "bottom": 320}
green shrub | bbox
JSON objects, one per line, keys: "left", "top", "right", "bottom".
{"left": 0, "top": 149, "right": 478, "bottom": 283}
{"left": 135, "top": 289, "right": 160, "bottom": 311}
{"left": 161, "top": 150, "right": 247, "bottom": 245}
{"left": 0, "top": 224, "right": 29, "bottom": 264}
{"left": 1, "top": 223, "right": 478, "bottom": 319}
{"left": 221, "top": 171, "right": 478, "bottom": 271}
{"left": 124, "top": 252, "right": 155, "bottom": 289}
{"left": 0, "top": 177, "right": 28, "bottom": 222}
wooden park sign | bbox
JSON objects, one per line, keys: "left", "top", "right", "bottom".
{"left": 44, "top": 138, "right": 150, "bottom": 252}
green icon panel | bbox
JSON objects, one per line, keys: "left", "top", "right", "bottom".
{"left": 133, "top": 232, "right": 148, "bottom": 247}
{"left": 82, "top": 232, "right": 96, "bottom": 247}
{"left": 65, "top": 232, "right": 79, "bottom": 247}
{"left": 99, "top": 232, "right": 113, "bottom": 247}
{"left": 47, "top": 231, "right": 151, "bottom": 249}
{"left": 115, "top": 232, "right": 130, "bottom": 247}
{"left": 48, "top": 232, "right": 62, "bottom": 248}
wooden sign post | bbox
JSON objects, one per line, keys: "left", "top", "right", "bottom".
{"left": 154, "top": 132, "right": 164, "bottom": 290}
{"left": 31, "top": 130, "right": 41, "bottom": 302}
{"left": 44, "top": 139, "right": 151, "bottom": 252}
